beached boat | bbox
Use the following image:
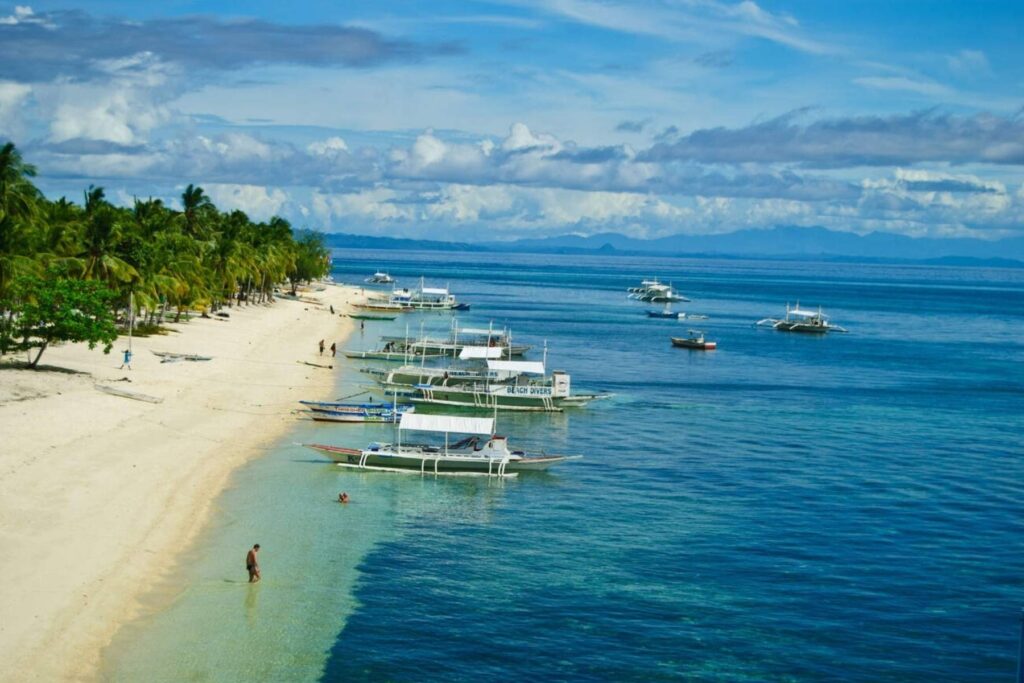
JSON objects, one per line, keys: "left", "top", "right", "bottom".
{"left": 756, "top": 303, "right": 847, "bottom": 334}
{"left": 365, "top": 271, "right": 395, "bottom": 284}
{"left": 306, "top": 413, "right": 580, "bottom": 476}
{"left": 628, "top": 278, "right": 690, "bottom": 303}
{"left": 347, "top": 313, "right": 397, "bottom": 321}
{"left": 671, "top": 331, "right": 717, "bottom": 350}
{"left": 389, "top": 277, "right": 470, "bottom": 311}
{"left": 408, "top": 361, "right": 611, "bottom": 412}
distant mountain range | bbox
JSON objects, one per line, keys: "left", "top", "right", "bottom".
{"left": 324, "top": 226, "right": 1024, "bottom": 266}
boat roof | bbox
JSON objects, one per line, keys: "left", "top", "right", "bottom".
{"left": 487, "top": 360, "right": 546, "bottom": 375}
{"left": 421, "top": 286, "right": 449, "bottom": 295}
{"left": 790, "top": 308, "right": 826, "bottom": 318}
{"left": 460, "top": 346, "right": 503, "bottom": 359}
{"left": 400, "top": 413, "right": 493, "bottom": 435}
{"left": 459, "top": 327, "right": 503, "bottom": 336}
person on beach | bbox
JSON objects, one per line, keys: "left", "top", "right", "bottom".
{"left": 339, "top": 492, "right": 349, "bottom": 504}
{"left": 318, "top": 339, "right": 325, "bottom": 355}
{"left": 330, "top": 304, "right": 335, "bottom": 314}
{"left": 330, "top": 342, "right": 337, "bottom": 357}
{"left": 246, "top": 544, "right": 261, "bottom": 583}
{"left": 119, "top": 348, "right": 132, "bottom": 370}
{"left": 360, "top": 321, "right": 365, "bottom": 331}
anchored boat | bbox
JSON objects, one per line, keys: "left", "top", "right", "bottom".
{"left": 409, "top": 361, "right": 611, "bottom": 412}
{"left": 756, "top": 303, "right": 847, "bottom": 334}
{"left": 389, "top": 277, "right": 470, "bottom": 311}
{"left": 379, "top": 323, "right": 531, "bottom": 358}
{"left": 671, "top": 331, "right": 717, "bottom": 350}
{"left": 306, "top": 413, "right": 580, "bottom": 476}
{"left": 300, "top": 400, "right": 414, "bottom": 424}
{"left": 365, "top": 271, "right": 396, "bottom": 284}
{"left": 628, "top": 278, "right": 690, "bottom": 303}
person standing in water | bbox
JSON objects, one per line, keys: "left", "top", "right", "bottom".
{"left": 246, "top": 544, "right": 261, "bottom": 583}
{"left": 330, "top": 342, "right": 337, "bottom": 357}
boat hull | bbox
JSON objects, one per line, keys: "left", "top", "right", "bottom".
{"left": 307, "top": 444, "right": 575, "bottom": 473}
{"left": 410, "top": 387, "right": 611, "bottom": 412}
{"left": 671, "top": 337, "right": 717, "bottom": 350}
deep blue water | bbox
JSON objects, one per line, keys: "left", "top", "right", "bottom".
{"left": 321, "top": 251, "right": 1024, "bottom": 681}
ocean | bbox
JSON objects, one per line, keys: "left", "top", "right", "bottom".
{"left": 101, "top": 250, "right": 1024, "bottom": 681}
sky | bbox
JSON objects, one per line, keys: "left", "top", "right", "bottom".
{"left": 1, "top": 0, "right": 1022, "bottom": 242}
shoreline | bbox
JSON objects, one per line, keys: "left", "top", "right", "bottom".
{"left": 0, "top": 284, "right": 365, "bottom": 682}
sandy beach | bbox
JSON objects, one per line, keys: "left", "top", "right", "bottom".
{"left": 0, "top": 284, "right": 364, "bottom": 682}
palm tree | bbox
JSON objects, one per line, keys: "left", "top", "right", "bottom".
{"left": 182, "top": 184, "right": 212, "bottom": 239}
{"left": 0, "top": 142, "right": 42, "bottom": 295}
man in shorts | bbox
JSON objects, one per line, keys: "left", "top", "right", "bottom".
{"left": 246, "top": 544, "right": 261, "bottom": 583}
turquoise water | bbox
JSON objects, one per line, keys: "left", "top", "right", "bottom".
{"left": 103, "top": 251, "right": 1024, "bottom": 681}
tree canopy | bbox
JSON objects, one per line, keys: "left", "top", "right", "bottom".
{"left": 0, "top": 141, "right": 333, "bottom": 364}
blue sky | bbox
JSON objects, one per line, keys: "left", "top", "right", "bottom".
{"left": 1, "top": 0, "right": 1022, "bottom": 241}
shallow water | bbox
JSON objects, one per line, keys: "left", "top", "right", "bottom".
{"left": 102, "top": 251, "right": 1024, "bottom": 681}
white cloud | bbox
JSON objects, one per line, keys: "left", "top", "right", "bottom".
{"left": 0, "top": 80, "right": 31, "bottom": 135}
{"left": 307, "top": 136, "right": 349, "bottom": 156}
{"left": 204, "top": 183, "right": 289, "bottom": 221}
{"left": 947, "top": 49, "right": 991, "bottom": 78}
{"left": 0, "top": 5, "right": 52, "bottom": 27}
{"left": 853, "top": 76, "right": 953, "bottom": 97}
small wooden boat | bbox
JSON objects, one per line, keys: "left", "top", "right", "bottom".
{"left": 301, "top": 401, "right": 414, "bottom": 424}
{"left": 347, "top": 313, "right": 397, "bottom": 321}
{"left": 365, "top": 271, "right": 395, "bottom": 284}
{"left": 671, "top": 331, "right": 717, "bottom": 350}
{"left": 152, "top": 351, "right": 213, "bottom": 362}
{"left": 647, "top": 303, "right": 682, "bottom": 319}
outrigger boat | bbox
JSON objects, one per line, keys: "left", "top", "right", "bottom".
{"left": 347, "top": 313, "right": 397, "bottom": 321}
{"left": 353, "top": 302, "right": 412, "bottom": 314}
{"left": 301, "top": 401, "right": 414, "bottom": 424}
{"left": 379, "top": 323, "right": 531, "bottom": 358}
{"left": 389, "top": 277, "right": 470, "bottom": 311}
{"left": 671, "top": 331, "right": 717, "bottom": 350}
{"left": 756, "top": 303, "right": 847, "bottom": 334}
{"left": 409, "top": 361, "right": 611, "bottom": 412}
{"left": 306, "top": 413, "right": 580, "bottom": 476}
{"left": 628, "top": 278, "right": 690, "bottom": 303}
{"left": 365, "top": 271, "right": 395, "bottom": 284}
{"left": 343, "top": 348, "right": 448, "bottom": 362}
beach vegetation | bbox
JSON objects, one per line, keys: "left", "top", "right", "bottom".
{"left": 1, "top": 270, "right": 119, "bottom": 368}
{"left": 0, "top": 141, "right": 332, "bottom": 358}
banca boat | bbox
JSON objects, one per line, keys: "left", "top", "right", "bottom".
{"left": 671, "top": 331, "right": 717, "bottom": 350}
{"left": 300, "top": 400, "right": 414, "bottom": 424}
{"left": 343, "top": 347, "right": 448, "bottom": 361}
{"left": 389, "top": 278, "right": 470, "bottom": 311}
{"left": 628, "top": 278, "right": 690, "bottom": 303}
{"left": 756, "top": 303, "right": 847, "bottom": 334}
{"left": 306, "top": 413, "right": 580, "bottom": 476}
{"left": 353, "top": 302, "right": 412, "bottom": 313}
{"left": 365, "top": 271, "right": 396, "bottom": 284}
{"left": 347, "top": 313, "right": 397, "bottom": 321}
{"left": 379, "top": 324, "right": 531, "bottom": 358}
{"left": 409, "top": 361, "right": 611, "bottom": 412}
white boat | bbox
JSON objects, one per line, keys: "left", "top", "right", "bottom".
{"left": 756, "top": 303, "right": 847, "bottom": 334}
{"left": 379, "top": 322, "right": 530, "bottom": 357}
{"left": 365, "top": 271, "right": 395, "bottom": 284}
{"left": 306, "top": 413, "right": 581, "bottom": 476}
{"left": 389, "top": 277, "right": 470, "bottom": 311}
{"left": 628, "top": 278, "right": 690, "bottom": 303}
{"left": 409, "top": 360, "right": 611, "bottom": 412}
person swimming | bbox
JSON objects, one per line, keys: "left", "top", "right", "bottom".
{"left": 338, "top": 492, "right": 350, "bottom": 504}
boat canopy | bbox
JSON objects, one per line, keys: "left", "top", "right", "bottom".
{"left": 421, "top": 286, "right": 449, "bottom": 295}
{"left": 790, "top": 308, "right": 824, "bottom": 318}
{"left": 487, "top": 360, "right": 545, "bottom": 375}
{"left": 400, "top": 413, "right": 494, "bottom": 435}
{"left": 459, "top": 327, "right": 502, "bottom": 336}
{"left": 460, "top": 346, "right": 503, "bottom": 359}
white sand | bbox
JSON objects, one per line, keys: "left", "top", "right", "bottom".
{"left": 0, "top": 285, "right": 364, "bottom": 682}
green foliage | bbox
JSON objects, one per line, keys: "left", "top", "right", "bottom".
{"left": 289, "top": 230, "right": 331, "bottom": 292}
{"left": 0, "top": 140, "right": 335, "bottom": 333}
{"left": 2, "top": 271, "right": 119, "bottom": 368}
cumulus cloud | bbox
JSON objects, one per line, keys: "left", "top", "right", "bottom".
{"left": 0, "top": 80, "right": 31, "bottom": 135}
{"left": 0, "top": 7, "right": 456, "bottom": 83}
{"left": 204, "top": 183, "right": 289, "bottom": 221}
